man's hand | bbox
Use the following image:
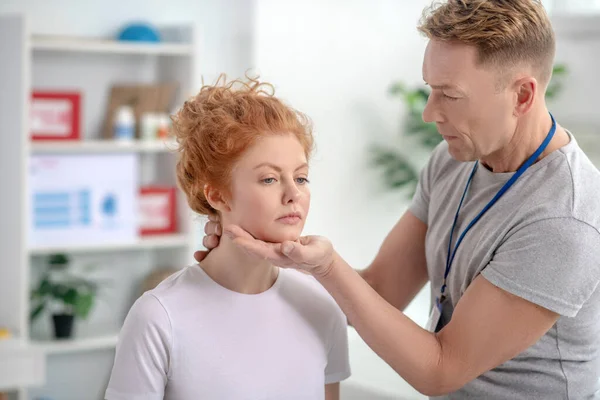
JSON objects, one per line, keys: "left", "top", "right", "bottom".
{"left": 193, "top": 214, "right": 221, "bottom": 263}
{"left": 224, "top": 224, "right": 336, "bottom": 277}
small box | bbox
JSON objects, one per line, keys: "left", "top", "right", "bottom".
{"left": 139, "top": 186, "right": 177, "bottom": 235}
{"left": 30, "top": 91, "right": 81, "bottom": 141}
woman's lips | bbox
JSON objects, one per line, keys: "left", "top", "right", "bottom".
{"left": 277, "top": 216, "right": 302, "bottom": 225}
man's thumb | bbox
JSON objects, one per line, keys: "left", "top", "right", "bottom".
{"left": 281, "top": 241, "right": 295, "bottom": 256}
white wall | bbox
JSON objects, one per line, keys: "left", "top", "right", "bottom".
{"left": 546, "top": 14, "right": 600, "bottom": 164}
{"left": 254, "top": 1, "right": 432, "bottom": 398}
{"left": 0, "top": 0, "right": 254, "bottom": 85}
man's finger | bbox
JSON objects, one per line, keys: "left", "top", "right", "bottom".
{"left": 281, "top": 238, "right": 324, "bottom": 265}
{"left": 280, "top": 241, "right": 311, "bottom": 263}
{"left": 298, "top": 236, "right": 313, "bottom": 246}
{"left": 203, "top": 235, "right": 219, "bottom": 250}
{"left": 208, "top": 213, "right": 219, "bottom": 222}
{"left": 194, "top": 250, "right": 209, "bottom": 262}
{"left": 224, "top": 224, "right": 256, "bottom": 241}
{"left": 232, "top": 237, "right": 284, "bottom": 262}
{"left": 204, "top": 221, "right": 221, "bottom": 236}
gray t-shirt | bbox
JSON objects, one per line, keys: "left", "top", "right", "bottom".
{"left": 409, "top": 132, "right": 600, "bottom": 399}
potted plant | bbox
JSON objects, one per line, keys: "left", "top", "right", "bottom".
{"left": 30, "top": 253, "right": 98, "bottom": 339}
{"left": 370, "top": 64, "right": 569, "bottom": 197}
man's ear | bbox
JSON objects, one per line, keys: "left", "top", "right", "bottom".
{"left": 512, "top": 76, "right": 537, "bottom": 117}
{"left": 204, "top": 184, "right": 231, "bottom": 213}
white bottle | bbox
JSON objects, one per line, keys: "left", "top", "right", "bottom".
{"left": 141, "top": 112, "right": 158, "bottom": 141}
{"left": 114, "top": 105, "right": 136, "bottom": 141}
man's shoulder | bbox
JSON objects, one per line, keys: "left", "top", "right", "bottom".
{"left": 554, "top": 141, "right": 600, "bottom": 229}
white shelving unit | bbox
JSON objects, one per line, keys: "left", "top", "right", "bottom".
{"left": 31, "top": 139, "right": 178, "bottom": 154}
{"left": 31, "top": 334, "right": 119, "bottom": 356}
{"left": 31, "top": 35, "right": 194, "bottom": 56}
{"left": 0, "top": 15, "right": 199, "bottom": 400}
{"left": 29, "top": 233, "right": 190, "bottom": 256}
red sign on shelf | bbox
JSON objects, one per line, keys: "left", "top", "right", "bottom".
{"left": 31, "top": 91, "right": 81, "bottom": 141}
{"left": 139, "top": 186, "right": 177, "bottom": 235}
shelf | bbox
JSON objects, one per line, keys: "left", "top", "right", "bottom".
{"left": 30, "top": 139, "right": 177, "bottom": 154}
{"left": 31, "top": 35, "right": 194, "bottom": 56}
{"left": 0, "top": 337, "right": 25, "bottom": 353}
{"left": 31, "top": 334, "right": 118, "bottom": 355}
{"left": 29, "top": 233, "right": 189, "bottom": 255}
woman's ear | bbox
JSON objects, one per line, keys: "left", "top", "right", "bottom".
{"left": 204, "top": 184, "right": 231, "bottom": 213}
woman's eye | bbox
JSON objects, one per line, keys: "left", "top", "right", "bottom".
{"left": 262, "top": 178, "right": 276, "bottom": 184}
{"left": 296, "top": 177, "right": 310, "bottom": 184}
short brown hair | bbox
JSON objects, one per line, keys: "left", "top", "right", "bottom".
{"left": 418, "top": 0, "right": 555, "bottom": 85}
{"left": 172, "top": 75, "right": 314, "bottom": 216}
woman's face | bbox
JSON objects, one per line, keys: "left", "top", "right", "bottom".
{"left": 224, "top": 133, "right": 310, "bottom": 243}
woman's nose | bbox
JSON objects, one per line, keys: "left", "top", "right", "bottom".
{"left": 283, "top": 183, "right": 301, "bottom": 204}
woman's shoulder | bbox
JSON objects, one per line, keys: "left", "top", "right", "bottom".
{"left": 142, "top": 265, "right": 210, "bottom": 310}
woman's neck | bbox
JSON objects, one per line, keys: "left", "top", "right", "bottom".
{"left": 199, "top": 235, "right": 279, "bottom": 294}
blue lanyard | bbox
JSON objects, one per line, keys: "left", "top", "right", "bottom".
{"left": 439, "top": 113, "right": 557, "bottom": 302}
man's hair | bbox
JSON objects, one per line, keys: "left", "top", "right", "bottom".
{"left": 418, "top": 0, "right": 556, "bottom": 85}
{"left": 171, "top": 75, "right": 313, "bottom": 215}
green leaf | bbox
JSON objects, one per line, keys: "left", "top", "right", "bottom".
{"left": 388, "top": 82, "right": 406, "bottom": 96}
{"left": 31, "top": 277, "right": 52, "bottom": 299}
{"left": 552, "top": 64, "right": 567, "bottom": 75}
{"left": 30, "top": 302, "right": 45, "bottom": 321}
{"left": 62, "top": 288, "right": 79, "bottom": 306}
{"left": 416, "top": 88, "right": 430, "bottom": 102}
{"left": 74, "top": 292, "right": 94, "bottom": 319}
{"left": 48, "top": 253, "right": 69, "bottom": 269}
{"left": 369, "top": 146, "right": 419, "bottom": 191}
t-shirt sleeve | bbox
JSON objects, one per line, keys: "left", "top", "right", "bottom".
{"left": 324, "top": 306, "right": 351, "bottom": 384}
{"left": 105, "top": 293, "right": 172, "bottom": 400}
{"left": 482, "top": 218, "right": 600, "bottom": 317}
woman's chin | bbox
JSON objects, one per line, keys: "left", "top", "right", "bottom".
{"left": 253, "top": 225, "right": 303, "bottom": 243}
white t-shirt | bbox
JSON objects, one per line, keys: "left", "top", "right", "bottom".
{"left": 105, "top": 265, "right": 351, "bottom": 400}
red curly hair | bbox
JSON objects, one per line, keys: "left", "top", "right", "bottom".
{"left": 172, "top": 75, "right": 314, "bottom": 216}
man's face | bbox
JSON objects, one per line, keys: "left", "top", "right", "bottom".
{"left": 422, "top": 39, "right": 518, "bottom": 162}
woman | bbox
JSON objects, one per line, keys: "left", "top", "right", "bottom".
{"left": 105, "top": 76, "right": 350, "bottom": 400}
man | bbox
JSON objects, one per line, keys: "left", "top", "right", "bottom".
{"left": 196, "top": 0, "right": 600, "bottom": 398}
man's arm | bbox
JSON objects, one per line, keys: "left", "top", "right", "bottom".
{"left": 317, "top": 260, "right": 558, "bottom": 396}
{"left": 360, "top": 211, "right": 429, "bottom": 312}
{"left": 325, "top": 383, "right": 339, "bottom": 400}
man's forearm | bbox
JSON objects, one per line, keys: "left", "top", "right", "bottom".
{"left": 318, "top": 253, "right": 445, "bottom": 395}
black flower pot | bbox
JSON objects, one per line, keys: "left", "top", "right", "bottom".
{"left": 52, "top": 313, "right": 74, "bottom": 339}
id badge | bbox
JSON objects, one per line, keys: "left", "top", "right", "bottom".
{"left": 426, "top": 297, "right": 442, "bottom": 333}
